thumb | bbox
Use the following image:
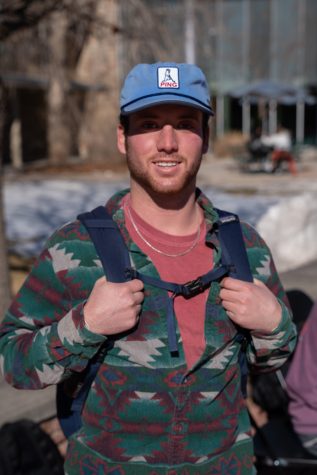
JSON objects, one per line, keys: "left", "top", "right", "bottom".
{"left": 253, "top": 278, "right": 265, "bottom": 288}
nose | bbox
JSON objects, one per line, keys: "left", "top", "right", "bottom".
{"left": 157, "top": 125, "right": 178, "bottom": 153}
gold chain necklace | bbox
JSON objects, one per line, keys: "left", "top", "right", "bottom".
{"left": 125, "top": 204, "right": 201, "bottom": 258}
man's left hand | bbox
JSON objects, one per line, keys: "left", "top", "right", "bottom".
{"left": 219, "top": 277, "right": 282, "bottom": 333}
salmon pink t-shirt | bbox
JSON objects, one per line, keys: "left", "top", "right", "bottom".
{"left": 123, "top": 196, "right": 214, "bottom": 369}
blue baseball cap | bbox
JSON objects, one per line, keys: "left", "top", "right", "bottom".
{"left": 120, "top": 62, "right": 214, "bottom": 116}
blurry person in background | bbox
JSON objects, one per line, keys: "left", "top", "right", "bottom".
{"left": 287, "top": 300, "right": 317, "bottom": 456}
{"left": 262, "top": 124, "right": 297, "bottom": 175}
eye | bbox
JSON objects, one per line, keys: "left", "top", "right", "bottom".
{"left": 141, "top": 121, "right": 159, "bottom": 130}
{"left": 177, "top": 120, "right": 197, "bottom": 130}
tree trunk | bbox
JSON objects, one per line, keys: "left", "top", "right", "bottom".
{"left": 0, "top": 82, "right": 12, "bottom": 321}
{"left": 77, "top": 0, "right": 122, "bottom": 163}
{"left": 47, "top": 11, "right": 71, "bottom": 165}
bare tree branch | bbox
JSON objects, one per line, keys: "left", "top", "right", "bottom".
{"left": 0, "top": 0, "right": 123, "bottom": 41}
{"left": 0, "top": 0, "right": 63, "bottom": 40}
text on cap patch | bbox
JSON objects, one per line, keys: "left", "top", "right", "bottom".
{"left": 157, "top": 67, "right": 179, "bottom": 89}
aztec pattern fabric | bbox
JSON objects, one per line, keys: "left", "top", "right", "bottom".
{"left": 0, "top": 189, "right": 297, "bottom": 475}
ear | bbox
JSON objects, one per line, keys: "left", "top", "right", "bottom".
{"left": 117, "top": 124, "right": 127, "bottom": 155}
{"left": 202, "top": 125, "right": 209, "bottom": 154}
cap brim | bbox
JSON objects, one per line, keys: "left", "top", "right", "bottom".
{"left": 121, "top": 94, "right": 214, "bottom": 116}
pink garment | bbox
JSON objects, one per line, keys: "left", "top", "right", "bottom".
{"left": 123, "top": 196, "right": 213, "bottom": 369}
{"left": 287, "top": 301, "right": 317, "bottom": 434}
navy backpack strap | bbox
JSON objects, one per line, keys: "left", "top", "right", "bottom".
{"left": 57, "top": 206, "right": 131, "bottom": 438}
{"left": 57, "top": 344, "right": 109, "bottom": 438}
{"left": 216, "top": 208, "right": 253, "bottom": 283}
{"left": 77, "top": 206, "right": 131, "bottom": 282}
{"left": 216, "top": 208, "right": 253, "bottom": 397}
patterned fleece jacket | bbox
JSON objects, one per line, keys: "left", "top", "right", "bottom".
{"left": 0, "top": 189, "right": 297, "bottom": 475}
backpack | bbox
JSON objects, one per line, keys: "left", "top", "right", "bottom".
{"left": 57, "top": 205, "right": 253, "bottom": 438}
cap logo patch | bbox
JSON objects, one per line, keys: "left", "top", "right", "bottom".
{"left": 158, "top": 67, "right": 179, "bottom": 89}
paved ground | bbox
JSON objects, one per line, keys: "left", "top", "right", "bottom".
{"left": 6, "top": 144, "right": 317, "bottom": 195}
{"left": 1, "top": 150, "right": 317, "bottom": 427}
{"left": 280, "top": 259, "right": 317, "bottom": 301}
{"left": 196, "top": 151, "right": 317, "bottom": 195}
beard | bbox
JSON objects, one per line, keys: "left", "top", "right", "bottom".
{"left": 126, "top": 152, "right": 203, "bottom": 198}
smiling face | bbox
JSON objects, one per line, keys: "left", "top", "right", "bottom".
{"left": 117, "top": 104, "right": 209, "bottom": 203}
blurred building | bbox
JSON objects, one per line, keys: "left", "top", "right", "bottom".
{"left": 120, "top": 0, "right": 317, "bottom": 144}
{"left": 1, "top": 0, "right": 317, "bottom": 167}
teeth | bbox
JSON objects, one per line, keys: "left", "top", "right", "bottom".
{"left": 156, "top": 162, "right": 178, "bottom": 167}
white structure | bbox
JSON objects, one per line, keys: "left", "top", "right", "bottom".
{"left": 257, "top": 193, "right": 317, "bottom": 272}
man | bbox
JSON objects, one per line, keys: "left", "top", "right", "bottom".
{"left": 0, "top": 62, "right": 297, "bottom": 474}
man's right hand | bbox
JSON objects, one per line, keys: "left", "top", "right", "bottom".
{"left": 83, "top": 277, "right": 144, "bottom": 335}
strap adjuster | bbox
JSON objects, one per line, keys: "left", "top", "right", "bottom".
{"left": 125, "top": 267, "right": 138, "bottom": 280}
{"left": 181, "top": 277, "right": 204, "bottom": 297}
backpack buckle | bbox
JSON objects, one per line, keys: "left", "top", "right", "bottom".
{"left": 125, "top": 267, "right": 138, "bottom": 280}
{"left": 181, "top": 277, "right": 204, "bottom": 297}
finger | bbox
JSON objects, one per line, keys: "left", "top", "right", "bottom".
{"left": 221, "top": 276, "right": 256, "bottom": 291}
{"left": 219, "top": 287, "right": 236, "bottom": 302}
{"left": 134, "top": 291, "right": 144, "bottom": 304}
{"left": 95, "top": 276, "right": 107, "bottom": 287}
{"left": 226, "top": 310, "right": 235, "bottom": 320}
{"left": 58, "top": 439, "right": 68, "bottom": 457}
{"left": 219, "top": 287, "right": 245, "bottom": 305}
{"left": 128, "top": 279, "right": 144, "bottom": 292}
{"left": 220, "top": 277, "right": 242, "bottom": 290}
{"left": 221, "top": 299, "right": 239, "bottom": 313}
{"left": 253, "top": 278, "right": 265, "bottom": 288}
